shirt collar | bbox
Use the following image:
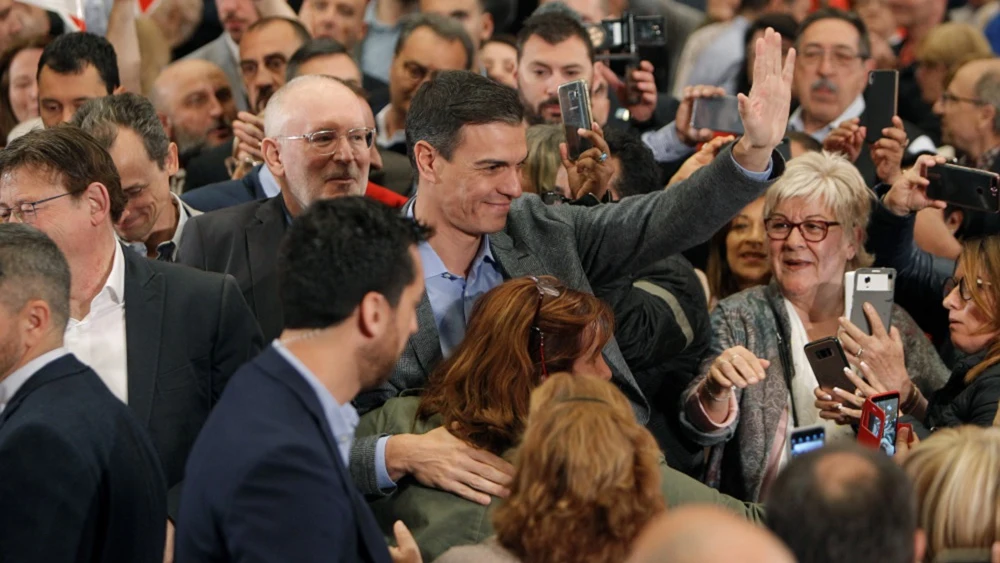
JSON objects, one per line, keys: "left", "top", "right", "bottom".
{"left": 375, "top": 104, "right": 407, "bottom": 149}
{"left": 124, "top": 195, "right": 190, "bottom": 261}
{"left": 364, "top": 0, "right": 395, "bottom": 30}
{"left": 259, "top": 165, "right": 281, "bottom": 199}
{"left": 0, "top": 347, "right": 70, "bottom": 414}
{"left": 106, "top": 241, "right": 126, "bottom": 305}
{"left": 788, "top": 94, "right": 866, "bottom": 143}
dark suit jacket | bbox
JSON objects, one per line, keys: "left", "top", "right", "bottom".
{"left": 349, "top": 145, "right": 785, "bottom": 494}
{"left": 0, "top": 354, "right": 167, "bottom": 563}
{"left": 178, "top": 196, "right": 286, "bottom": 342}
{"left": 184, "top": 142, "right": 233, "bottom": 192}
{"left": 123, "top": 250, "right": 264, "bottom": 518}
{"left": 363, "top": 73, "right": 390, "bottom": 115}
{"left": 181, "top": 165, "right": 265, "bottom": 213}
{"left": 176, "top": 346, "right": 392, "bottom": 563}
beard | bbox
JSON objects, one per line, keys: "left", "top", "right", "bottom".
{"left": 0, "top": 326, "right": 23, "bottom": 381}
{"left": 358, "top": 330, "right": 403, "bottom": 391}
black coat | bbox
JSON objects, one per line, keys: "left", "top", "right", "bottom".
{"left": 0, "top": 354, "right": 167, "bottom": 563}
{"left": 923, "top": 354, "right": 1000, "bottom": 430}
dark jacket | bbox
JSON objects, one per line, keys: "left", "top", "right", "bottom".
{"left": 922, "top": 354, "right": 1000, "bottom": 431}
{"left": 123, "top": 249, "right": 264, "bottom": 518}
{"left": 178, "top": 196, "right": 287, "bottom": 342}
{"left": 183, "top": 142, "right": 232, "bottom": 192}
{"left": 181, "top": 164, "right": 266, "bottom": 213}
{"left": 177, "top": 346, "right": 391, "bottom": 563}
{"left": 593, "top": 254, "right": 712, "bottom": 476}
{"left": 0, "top": 354, "right": 167, "bottom": 563}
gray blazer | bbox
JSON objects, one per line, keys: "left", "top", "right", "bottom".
{"left": 680, "top": 283, "right": 950, "bottom": 502}
{"left": 184, "top": 34, "right": 249, "bottom": 112}
{"left": 349, "top": 145, "right": 785, "bottom": 495}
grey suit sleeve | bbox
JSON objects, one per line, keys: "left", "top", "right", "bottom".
{"left": 177, "top": 216, "right": 208, "bottom": 270}
{"left": 570, "top": 144, "right": 779, "bottom": 289}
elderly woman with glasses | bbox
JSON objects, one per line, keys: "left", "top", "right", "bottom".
{"left": 816, "top": 155, "right": 1000, "bottom": 435}
{"left": 680, "top": 151, "right": 949, "bottom": 503}
{"left": 356, "top": 276, "right": 763, "bottom": 561}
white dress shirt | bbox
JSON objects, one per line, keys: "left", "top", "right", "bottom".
{"left": 64, "top": 243, "right": 129, "bottom": 404}
{"left": 0, "top": 347, "right": 69, "bottom": 415}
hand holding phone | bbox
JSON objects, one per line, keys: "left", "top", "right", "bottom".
{"left": 559, "top": 80, "right": 594, "bottom": 161}
{"left": 862, "top": 70, "right": 899, "bottom": 144}
{"left": 805, "top": 337, "right": 855, "bottom": 393}
{"left": 858, "top": 391, "right": 900, "bottom": 455}
{"left": 847, "top": 268, "right": 895, "bottom": 336}
{"left": 691, "top": 95, "right": 745, "bottom": 135}
{"left": 926, "top": 162, "right": 1000, "bottom": 213}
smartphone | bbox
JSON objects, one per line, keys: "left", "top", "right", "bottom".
{"left": 558, "top": 79, "right": 594, "bottom": 161}
{"left": 691, "top": 96, "right": 744, "bottom": 135}
{"left": 862, "top": 70, "right": 899, "bottom": 144}
{"left": 849, "top": 268, "right": 895, "bottom": 336}
{"left": 804, "top": 337, "right": 856, "bottom": 393}
{"left": 858, "top": 397, "right": 885, "bottom": 450}
{"left": 789, "top": 424, "right": 826, "bottom": 458}
{"left": 926, "top": 163, "right": 1000, "bottom": 213}
{"left": 872, "top": 391, "right": 901, "bottom": 455}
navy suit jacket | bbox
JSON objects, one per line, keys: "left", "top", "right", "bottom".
{"left": 176, "top": 346, "right": 391, "bottom": 563}
{"left": 181, "top": 165, "right": 266, "bottom": 213}
{"left": 0, "top": 354, "right": 167, "bottom": 563}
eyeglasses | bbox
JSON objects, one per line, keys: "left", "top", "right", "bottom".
{"left": 0, "top": 191, "right": 74, "bottom": 224}
{"left": 764, "top": 217, "right": 842, "bottom": 242}
{"left": 798, "top": 47, "right": 867, "bottom": 69}
{"left": 530, "top": 276, "right": 562, "bottom": 378}
{"left": 276, "top": 127, "right": 376, "bottom": 155}
{"left": 944, "top": 276, "right": 992, "bottom": 301}
{"left": 939, "top": 91, "right": 985, "bottom": 106}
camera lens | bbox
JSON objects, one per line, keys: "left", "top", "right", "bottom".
{"left": 864, "top": 276, "right": 871, "bottom": 284}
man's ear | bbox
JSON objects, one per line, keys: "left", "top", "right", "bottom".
{"left": 112, "top": 85, "right": 126, "bottom": 95}
{"left": 980, "top": 102, "right": 997, "bottom": 134}
{"left": 158, "top": 113, "right": 173, "bottom": 139}
{"left": 357, "top": 291, "right": 389, "bottom": 340}
{"left": 83, "top": 182, "right": 112, "bottom": 226}
{"left": 944, "top": 208, "right": 964, "bottom": 235}
{"left": 481, "top": 12, "right": 494, "bottom": 43}
{"left": 261, "top": 138, "right": 284, "bottom": 178}
{"left": 413, "top": 140, "right": 441, "bottom": 184}
{"left": 165, "top": 142, "right": 180, "bottom": 177}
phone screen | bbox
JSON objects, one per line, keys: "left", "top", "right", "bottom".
{"left": 691, "top": 96, "right": 744, "bottom": 134}
{"left": 790, "top": 427, "right": 826, "bottom": 458}
{"left": 873, "top": 395, "right": 900, "bottom": 455}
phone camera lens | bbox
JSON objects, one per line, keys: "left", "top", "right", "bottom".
{"left": 864, "top": 276, "right": 871, "bottom": 284}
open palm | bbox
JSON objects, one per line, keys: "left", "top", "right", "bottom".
{"left": 738, "top": 28, "right": 796, "bottom": 150}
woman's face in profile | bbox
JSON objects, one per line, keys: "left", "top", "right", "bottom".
{"left": 568, "top": 336, "right": 612, "bottom": 381}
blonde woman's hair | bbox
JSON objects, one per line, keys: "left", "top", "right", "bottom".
{"left": 494, "top": 373, "right": 665, "bottom": 563}
{"left": 916, "top": 23, "right": 994, "bottom": 85}
{"left": 524, "top": 124, "right": 564, "bottom": 196}
{"left": 902, "top": 426, "right": 1000, "bottom": 562}
{"left": 763, "top": 150, "right": 875, "bottom": 270}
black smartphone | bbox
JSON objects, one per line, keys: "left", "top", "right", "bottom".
{"left": 872, "top": 392, "right": 900, "bottom": 456}
{"left": 805, "top": 337, "right": 855, "bottom": 393}
{"left": 691, "top": 96, "right": 744, "bottom": 135}
{"left": 862, "top": 70, "right": 899, "bottom": 144}
{"left": 926, "top": 163, "right": 1000, "bottom": 213}
{"left": 558, "top": 79, "right": 594, "bottom": 161}
{"left": 789, "top": 425, "right": 826, "bottom": 458}
{"left": 849, "top": 268, "right": 895, "bottom": 336}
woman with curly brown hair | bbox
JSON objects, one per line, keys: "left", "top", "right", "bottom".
{"left": 356, "top": 276, "right": 762, "bottom": 562}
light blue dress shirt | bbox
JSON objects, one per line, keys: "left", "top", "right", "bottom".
{"left": 359, "top": 0, "right": 401, "bottom": 84}
{"left": 272, "top": 340, "right": 360, "bottom": 468}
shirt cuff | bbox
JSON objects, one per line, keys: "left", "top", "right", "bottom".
{"left": 641, "top": 123, "right": 696, "bottom": 163}
{"left": 374, "top": 436, "right": 397, "bottom": 491}
{"left": 685, "top": 385, "right": 739, "bottom": 431}
{"left": 731, "top": 152, "right": 773, "bottom": 181}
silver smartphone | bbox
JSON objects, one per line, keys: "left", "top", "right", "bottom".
{"left": 848, "top": 268, "right": 896, "bottom": 336}
{"left": 691, "top": 95, "right": 744, "bottom": 134}
{"left": 558, "top": 79, "right": 594, "bottom": 161}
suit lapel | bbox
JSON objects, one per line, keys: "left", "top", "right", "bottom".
{"left": 123, "top": 250, "right": 164, "bottom": 425}
{"left": 489, "top": 230, "right": 548, "bottom": 280}
{"left": 409, "top": 293, "right": 441, "bottom": 377}
{"left": 245, "top": 197, "right": 287, "bottom": 325}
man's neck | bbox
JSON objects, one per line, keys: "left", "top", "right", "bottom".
{"left": 142, "top": 196, "right": 180, "bottom": 259}
{"left": 284, "top": 331, "right": 361, "bottom": 405}
{"left": 375, "top": 0, "right": 412, "bottom": 26}
{"left": 280, "top": 188, "right": 303, "bottom": 219}
{"left": 413, "top": 192, "right": 482, "bottom": 277}
{"left": 0, "top": 336, "right": 63, "bottom": 385}
{"left": 965, "top": 132, "right": 1000, "bottom": 164}
{"left": 70, "top": 230, "right": 118, "bottom": 320}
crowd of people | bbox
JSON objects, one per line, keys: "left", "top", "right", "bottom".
{"left": 0, "top": 0, "right": 998, "bottom": 560}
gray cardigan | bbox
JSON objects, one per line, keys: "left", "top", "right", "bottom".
{"left": 350, "top": 146, "right": 785, "bottom": 495}
{"left": 680, "top": 283, "right": 950, "bottom": 502}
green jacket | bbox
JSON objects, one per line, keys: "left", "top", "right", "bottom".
{"left": 356, "top": 395, "right": 764, "bottom": 562}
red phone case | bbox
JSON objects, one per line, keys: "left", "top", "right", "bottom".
{"left": 858, "top": 396, "right": 886, "bottom": 449}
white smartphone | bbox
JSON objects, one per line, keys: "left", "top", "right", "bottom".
{"left": 848, "top": 268, "right": 896, "bottom": 336}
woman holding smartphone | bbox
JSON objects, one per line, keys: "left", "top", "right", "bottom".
{"left": 818, "top": 155, "right": 1000, "bottom": 433}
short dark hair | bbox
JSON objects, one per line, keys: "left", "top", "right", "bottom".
{"left": 0, "top": 223, "right": 71, "bottom": 330}
{"left": 70, "top": 93, "right": 171, "bottom": 170}
{"left": 279, "top": 197, "right": 431, "bottom": 329}
{"left": 0, "top": 127, "right": 126, "bottom": 223}
{"left": 485, "top": 32, "right": 517, "bottom": 50}
{"left": 746, "top": 12, "right": 799, "bottom": 46}
{"left": 394, "top": 13, "right": 475, "bottom": 71}
{"left": 286, "top": 38, "right": 352, "bottom": 82}
{"left": 405, "top": 70, "right": 524, "bottom": 166}
{"left": 786, "top": 130, "right": 823, "bottom": 152}
{"left": 245, "top": 16, "right": 312, "bottom": 45}
{"left": 37, "top": 32, "right": 119, "bottom": 94}
{"left": 604, "top": 128, "right": 661, "bottom": 198}
{"left": 765, "top": 444, "right": 918, "bottom": 563}
{"left": 796, "top": 8, "right": 871, "bottom": 59}
{"left": 516, "top": 10, "right": 595, "bottom": 64}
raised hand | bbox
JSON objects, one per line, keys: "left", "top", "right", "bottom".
{"left": 734, "top": 27, "right": 796, "bottom": 170}
{"left": 559, "top": 122, "right": 613, "bottom": 200}
{"left": 823, "top": 118, "right": 865, "bottom": 162}
{"left": 871, "top": 116, "right": 908, "bottom": 184}
{"left": 675, "top": 85, "right": 728, "bottom": 147}
{"left": 597, "top": 61, "right": 658, "bottom": 123}
{"left": 883, "top": 153, "right": 949, "bottom": 216}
